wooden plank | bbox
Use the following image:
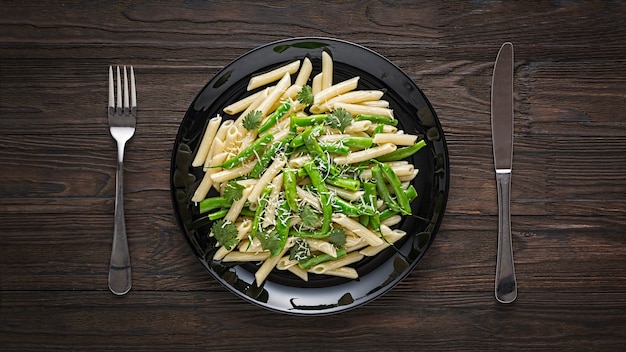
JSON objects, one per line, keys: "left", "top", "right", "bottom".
{"left": 1, "top": 291, "right": 625, "bottom": 351}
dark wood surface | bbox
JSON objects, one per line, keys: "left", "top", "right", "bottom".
{"left": 2, "top": 1, "right": 626, "bottom": 350}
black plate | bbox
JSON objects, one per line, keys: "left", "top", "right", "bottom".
{"left": 170, "top": 37, "right": 449, "bottom": 315}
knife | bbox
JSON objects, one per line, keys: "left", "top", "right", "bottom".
{"left": 491, "top": 42, "right": 517, "bottom": 303}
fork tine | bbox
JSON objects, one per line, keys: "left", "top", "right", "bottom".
{"left": 108, "top": 66, "right": 114, "bottom": 108}
{"left": 130, "top": 66, "right": 137, "bottom": 109}
{"left": 123, "top": 66, "right": 130, "bottom": 111}
{"left": 116, "top": 66, "right": 122, "bottom": 113}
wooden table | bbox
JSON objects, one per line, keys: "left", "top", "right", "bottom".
{"left": 2, "top": 1, "right": 625, "bottom": 350}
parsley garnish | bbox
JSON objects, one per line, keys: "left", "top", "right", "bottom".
{"left": 242, "top": 110, "right": 262, "bottom": 130}
{"left": 223, "top": 180, "right": 244, "bottom": 203}
{"left": 300, "top": 204, "right": 321, "bottom": 229}
{"left": 328, "top": 107, "right": 352, "bottom": 132}
{"left": 327, "top": 228, "right": 347, "bottom": 246}
{"left": 210, "top": 219, "right": 239, "bottom": 251}
{"left": 296, "top": 85, "right": 314, "bottom": 105}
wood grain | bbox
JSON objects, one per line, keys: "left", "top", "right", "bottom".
{"left": 1, "top": 0, "right": 626, "bottom": 350}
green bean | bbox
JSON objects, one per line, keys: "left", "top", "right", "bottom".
{"left": 249, "top": 134, "right": 294, "bottom": 178}
{"left": 303, "top": 161, "right": 332, "bottom": 234}
{"left": 303, "top": 125, "right": 339, "bottom": 176}
{"left": 379, "top": 208, "right": 398, "bottom": 221}
{"left": 298, "top": 248, "right": 347, "bottom": 270}
{"left": 288, "top": 126, "right": 310, "bottom": 149}
{"left": 208, "top": 208, "right": 228, "bottom": 221}
{"left": 283, "top": 168, "right": 299, "bottom": 211}
{"left": 326, "top": 176, "right": 361, "bottom": 191}
{"left": 319, "top": 142, "right": 350, "bottom": 155}
{"left": 251, "top": 185, "right": 272, "bottom": 239}
{"left": 379, "top": 162, "right": 411, "bottom": 215}
{"left": 291, "top": 114, "right": 328, "bottom": 127}
{"left": 363, "top": 182, "right": 380, "bottom": 231}
{"left": 240, "top": 207, "right": 255, "bottom": 217}
{"left": 406, "top": 184, "right": 418, "bottom": 201}
{"left": 372, "top": 165, "right": 402, "bottom": 213}
{"left": 221, "top": 132, "right": 274, "bottom": 169}
{"left": 271, "top": 200, "right": 291, "bottom": 257}
{"left": 332, "top": 197, "right": 362, "bottom": 217}
{"left": 355, "top": 114, "right": 398, "bottom": 126}
{"left": 199, "top": 196, "right": 231, "bottom": 214}
{"left": 372, "top": 123, "right": 384, "bottom": 136}
{"left": 340, "top": 136, "right": 373, "bottom": 149}
{"left": 359, "top": 214, "right": 369, "bottom": 227}
{"left": 257, "top": 100, "right": 291, "bottom": 134}
{"left": 375, "top": 139, "right": 426, "bottom": 162}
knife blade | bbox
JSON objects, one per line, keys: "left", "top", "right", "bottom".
{"left": 491, "top": 42, "right": 517, "bottom": 303}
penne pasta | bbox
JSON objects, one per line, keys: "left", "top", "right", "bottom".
{"left": 323, "top": 267, "right": 358, "bottom": 279}
{"left": 311, "top": 72, "right": 323, "bottom": 95}
{"left": 224, "top": 185, "right": 253, "bottom": 222}
{"left": 247, "top": 60, "right": 300, "bottom": 91}
{"left": 343, "top": 120, "right": 372, "bottom": 134}
{"left": 333, "top": 102, "right": 393, "bottom": 118}
{"left": 359, "top": 225, "right": 407, "bottom": 256}
{"left": 373, "top": 133, "right": 418, "bottom": 146}
{"left": 247, "top": 155, "right": 287, "bottom": 204}
{"left": 210, "top": 161, "right": 255, "bottom": 184}
{"left": 309, "top": 251, "right": 363, "bottom": 274}
{"left": 313, "top": 76, "right": 359, "bottom": 106}
{"left": 310, "top": 90, "right": 384, "bottom": 114}
{"left": 223, "top": 90, "right": 264, "bottom": 115}
{"left": 256, "top": 73, "right": 291, "bottom": 118}
{"left": 223, "top": 251, "right": 270, "bottom": 262}
{"left": 191, "top": 152, "right": 228, "bottom": 202}
{"left": 255, "top": 238, "right": 296, "bottom": 285}
{"left": 331, "top": 213, "right": 384, "bottom": 247}
{"left": 294, "top": 57, "right": 312, "bottom": 87}
{"left": 192, "top": 115, "right": 222, "bottom": 167}
{"left": 321, "top": 50, "right": 333, "bottom": 90}
{"left": 333, "top": 143, "right": 397, "bottom": 165}
{"left": 305, "top": 238, "right": 338, "bottom": 258}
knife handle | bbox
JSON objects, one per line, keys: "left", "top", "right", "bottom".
{"left": 495, "top": 171, "right": 517, "bottom": 303}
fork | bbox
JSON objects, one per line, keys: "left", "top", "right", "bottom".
{"left": 108, "top": 66, "right": 136, "bottom": 295}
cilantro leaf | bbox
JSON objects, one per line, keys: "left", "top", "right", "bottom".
{"left": 289, "top": 238, "right": 311, "bottom": 261}
{"left": 327, "top": 228, "right": 347, "bottom": 246}
{"left": 242, "top": 110, "right": 262, "bottom": 130}
{"left": 300, "top": 204, "right": 321, "bottom": 229}
{"left": 223, "top": 180, "right": 244, "bottom": 203}
{"left": 296, "top": 85, "right": 314, "bottom": 105}
{"left": 211, "top": 219, "right": 239, "bottom": 251}
{"left": 328, "top": 107, "right": 353, "bottom": 132}
{"left": 257, "top": 229, "right": 287, "bottom": 258}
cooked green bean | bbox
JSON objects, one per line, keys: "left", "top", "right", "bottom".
{"left": 283, "top": 168, "right": 298, "bottom": 211}
{"left": 258, "top": 100, "right": 291, "bottom": 134}
{"left": 375, "top": 139, "right": 426, "bottom": 162}
{"left": 221, "top": 132, "right": 274, "bottom": 169}
{"left": 199, "top": 196, "right": 231, "bottom": 214}
{"left": 298, "top": 248, "right": 347, "bottom": 270}
{"left": 355, "top": 114, "right": 398, "bottom": 126}
{"left": 303, "top": 161, "right": 332, "bottom": 234}
{"left": 379, "top": 162, "right": 411, "bottom": 215}
{"left": 250, "top": 134, "right": 294, "bottom": 178}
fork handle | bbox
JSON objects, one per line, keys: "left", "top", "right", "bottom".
{"left": 109, "top": 158, "right": 132, "bottom": 295}
{"left": 495, "top": 171, "right": 517, "bottom": 303}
